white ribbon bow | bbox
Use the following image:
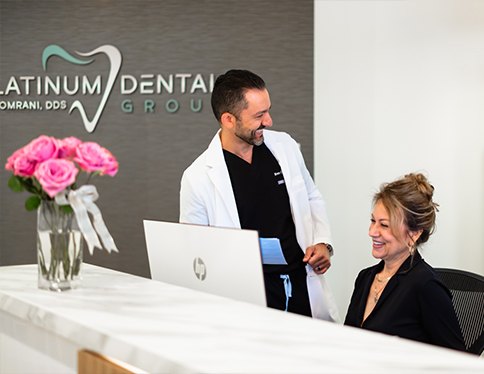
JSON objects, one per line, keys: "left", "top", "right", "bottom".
{"left": 55, "top": 185, "right": 119, "bottom": 255}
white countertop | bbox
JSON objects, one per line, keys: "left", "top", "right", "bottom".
{"left": 0, "top": 264, "right": 483, "bottom": 373}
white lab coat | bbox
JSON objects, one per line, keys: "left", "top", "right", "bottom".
{"left": 180, "top": 129, "right": 340, "bottom": 321}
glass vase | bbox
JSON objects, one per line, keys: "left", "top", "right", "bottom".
{"left": 37, "top": 200, "right": 84, "bottom": 291}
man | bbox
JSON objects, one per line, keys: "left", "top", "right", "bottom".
{"left": 180, "top": 69, "right": 339, "bottom": 321}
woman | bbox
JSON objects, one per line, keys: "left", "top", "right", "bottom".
{"left": 344, "top": 173, "right": 465, "bottom": 351}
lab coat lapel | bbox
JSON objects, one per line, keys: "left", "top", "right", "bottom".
{"left": 206, "top": 131, "right": 241, "bottom": 228}
{"left": 265, "top": 136, "right": 292, "bottom": 181}
{"left": 264, "top": 131, "right": 308, "bottom": 249}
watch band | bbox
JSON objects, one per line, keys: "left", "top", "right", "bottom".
{"left": 324, "top": 243, "right": 334, "bottom": 257}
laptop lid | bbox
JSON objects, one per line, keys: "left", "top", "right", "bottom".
{"left": 143, "top": 220, "right": 267, "bottom": 307}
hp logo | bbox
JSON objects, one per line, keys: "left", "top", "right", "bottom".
{"left": 193, "top": 257, "right": 207, "bottom": 280}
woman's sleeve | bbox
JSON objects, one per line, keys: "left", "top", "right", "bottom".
{"left": 419, "top": 279, "right": 466, "bottom": 351}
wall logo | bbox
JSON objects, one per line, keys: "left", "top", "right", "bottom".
{"left": 42, "top": 44, "right": 122, "bottom": 133}
{"left": 0, "top": 44, "right": 214, "bottom": 133}
{"left": 193, "top": 257, "right": 207, "bottom": 281}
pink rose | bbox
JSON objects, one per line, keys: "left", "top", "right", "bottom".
{"left": 25, "top": 135, "right": 59, "bottom": 162}
{"left": 5, "top": 149, "right": 19, "bottom": 171}
{"left": 58, "top": 137, "right": 82, "bottom": 159}
{"left": 74, "top": 142, "right": 119, "bottom": 176}
{"left": 5, "top": 148, "right": 37, "bottom": 177}
{"left": 99, "top": 151, "right": 119, "bottom": 177}
{"left": 14, "top": 151, "right": 38, "bottom": 177}
{"left": 34, "top": 159, "right": 79, "bottom": 198}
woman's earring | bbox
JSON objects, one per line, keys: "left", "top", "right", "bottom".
{"left": 408, "top": 243, "right": 416, "bottom": 255}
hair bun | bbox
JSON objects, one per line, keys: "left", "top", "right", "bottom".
{"left": 405, "top": 173, "right": 433, "bottom": 200}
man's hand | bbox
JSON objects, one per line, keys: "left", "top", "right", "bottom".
{"left": 302, "top": 243, "right": 331, "bottom": 274}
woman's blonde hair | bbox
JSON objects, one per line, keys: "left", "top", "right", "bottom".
{"left": 373, "top": 173, "right": 439, "bottom": 247}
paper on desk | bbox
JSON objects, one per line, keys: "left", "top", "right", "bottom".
{"left": 259, "top": 238, "right": 288, "bottom": 265}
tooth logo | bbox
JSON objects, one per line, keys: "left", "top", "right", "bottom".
{"left": 42, "top": 44, "right": 122, "bottom": 133}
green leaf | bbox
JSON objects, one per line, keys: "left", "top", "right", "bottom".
{"left": 22, "top": 178, "right": 41, "bottom": 195}
{"left": 25, "top": 195, "right": 41, "bottom": 211}
{"left": 7, "top": 175, "right": 24, "bottom": 192}
{"left": 60, "top": 205, "right": 73, "bottom": 214}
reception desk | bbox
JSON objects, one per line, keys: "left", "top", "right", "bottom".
{"left": 1, "top": 264, "right": 483, "bottom": 373}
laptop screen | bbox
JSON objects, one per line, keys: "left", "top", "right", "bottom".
{"left": 143, "top": 220, "right": 267, "bottom": 307}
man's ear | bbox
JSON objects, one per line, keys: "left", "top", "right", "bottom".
{"left": 220, "top": 112, "right": 236, "bottom": 129}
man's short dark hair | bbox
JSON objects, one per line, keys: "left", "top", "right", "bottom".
{"left": 211, "top": 69, "right": 266, "bottom": 122}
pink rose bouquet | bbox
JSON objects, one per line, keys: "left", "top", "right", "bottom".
{"left": 5, "top": 135, "right": 118, "bottom": 211}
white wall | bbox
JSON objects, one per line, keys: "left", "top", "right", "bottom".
{"left": 314, "top": 0, "right": 484, "bottom": 320}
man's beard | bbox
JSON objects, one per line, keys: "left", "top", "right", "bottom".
{"left": 235, "top": 122, "right": 265, "bottom": 146}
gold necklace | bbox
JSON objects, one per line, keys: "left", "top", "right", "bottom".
{"left": 373, "top": 273, "right": 392, "bottom": 303}
{"left": 373, "top": 285, "right": 385, "bottom": 303}
{"left": 376, "top": 273, "right": 392, "bottom": 283}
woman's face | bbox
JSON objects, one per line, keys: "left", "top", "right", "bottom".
{"left": 369, "top": 200, "right": 410, "bottom": 264}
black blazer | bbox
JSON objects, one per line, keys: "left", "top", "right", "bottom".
{"left": 344, "top": 252, "right": 465, "bottom": 351}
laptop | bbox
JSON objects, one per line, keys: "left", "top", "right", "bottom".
{"left": 143, "top": 220, "right": 267, "bottom": 307}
